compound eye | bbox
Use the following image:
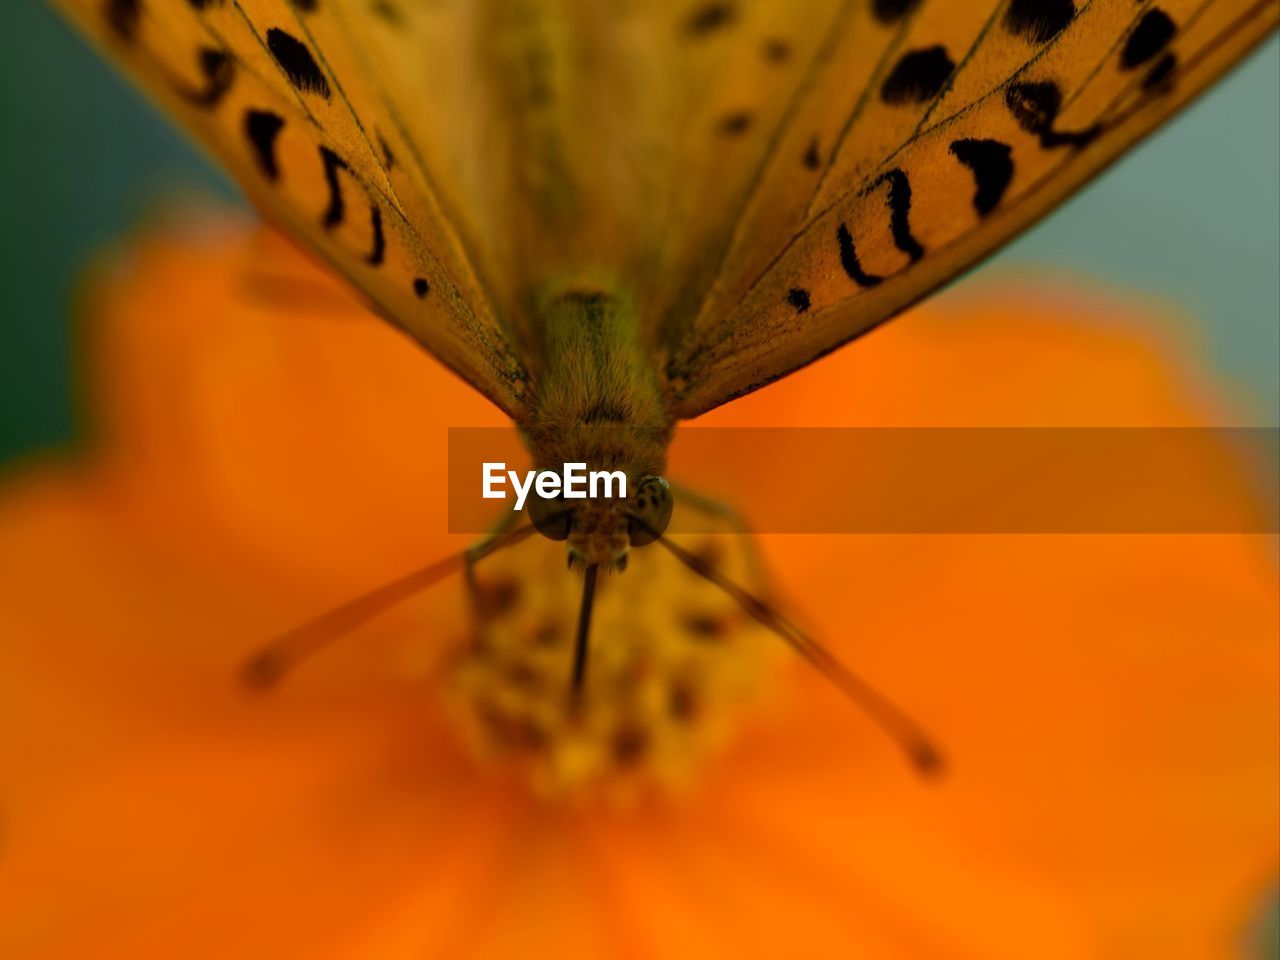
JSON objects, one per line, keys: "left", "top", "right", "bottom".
{"left": 526, "top": 492, "right": 572, "bottom": 541}
{"left": 627, "top": 476, "right": 673, "bottom": 546}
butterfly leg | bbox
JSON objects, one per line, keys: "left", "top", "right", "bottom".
{"left": 464, "top": 509, "right": 522, "bottom": 623}
{"left": 242, "top": 516, "right": 535, "bottom": 687}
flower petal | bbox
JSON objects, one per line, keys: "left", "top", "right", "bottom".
{"left": 83, "top": 215, "right": 500, "bottom": 586}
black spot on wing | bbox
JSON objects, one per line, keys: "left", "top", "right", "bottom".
{"left": 245, "top": 109, "right": 285, "bottom": 181}
{"left": 802, "top": 136, "right": 822, "bottom": 170}
{"left": 873, "top": 169, "right": 924, "bottom": 263}
{"left": 949, "top": 139, "right": 1014, "bottom": 216}
{"left": 872, "top": 0, "right": 923, "bottom": 24}
{"left": 1006, "top": 81, "right": 1059, "bottom": 131}
{"left": 717, "top": 111, "right": 754, "bottom": 136}
{"left": 106, "top": 0, "right": 140, "bottom": 41}
{"left": 1003, "top": 0, "right": 1076, "bottom": 44}
{"left": 837, "top": 223, "right": 884, "bottom": 287}
{"left": 1005, "top": 81, "right": 1100, "bottom": 148}
{"left": 881, "top": 47, "right": 954, "bottom": 105}
{"left": 185, "top": 0, "right": 225, "bottom": 8}
{"left": 319, "top": 146, "right": 348, "bottom": 228}
{"left": 684, "top": 3, "right": 737, "bottom": 37}
{"left": 786, "top": 288, "right": 811, "bottom": 313}
{"left": 1142, "top": 52, "right": 1177, "bottom": 92}
{"left": 366, "top": 206, "right": 385, "bottom": 265}
{"left": 1122, "top": 9, "right": 1176, "bottom": 69}
{"left": 266, "top": 28, "right": 331, "bottom": 98}
{"left": 180, "top": 47, "right": 234, "bottom": 108}
{"left": 413, "top": 277, "right": 429, "bottom": 298}
{"left": 291, "top": 0, "right": 317, "bottom": 10}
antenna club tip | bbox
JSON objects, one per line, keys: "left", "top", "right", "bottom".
{"left": 910, "top": 742, "right": 947, "bottom": 780}
{"left": 241, "top": 652, "right": 285, "bottom": 691}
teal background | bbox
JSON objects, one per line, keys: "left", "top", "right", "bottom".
{"left": 1, "top": 2, "right": 1277, "bottom": 465}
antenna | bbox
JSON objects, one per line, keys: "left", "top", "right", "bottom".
{"left": 650, "top": 528, "right": 945, "bottom": 777}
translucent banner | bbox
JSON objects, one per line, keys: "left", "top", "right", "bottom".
{"left": 447, "top": 427, "right": 1278, "bottom": 535}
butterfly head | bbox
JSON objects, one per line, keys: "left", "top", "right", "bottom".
{"left": 527, "top": 475, "right": 673, "bottom": 572}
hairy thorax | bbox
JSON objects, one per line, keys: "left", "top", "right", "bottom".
{"left": 519, "top": 286, "right": 675, "bottom": 569}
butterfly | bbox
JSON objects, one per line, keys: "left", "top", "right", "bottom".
{"left": 54, "top": 0, "right": 1278, "bottom": 771}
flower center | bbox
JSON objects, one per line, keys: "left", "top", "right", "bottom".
{"left": 445, "top": 533, "right": 778, "bottom": 799}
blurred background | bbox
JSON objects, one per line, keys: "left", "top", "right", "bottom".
{"left": 0, "top": 2, "right": 1276, "bottom": 465}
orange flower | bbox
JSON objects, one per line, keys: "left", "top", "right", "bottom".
{"left": 0, "top": 213, "right": 1275, "bottom": 959}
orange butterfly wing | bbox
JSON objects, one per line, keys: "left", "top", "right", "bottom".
{"left": 54, "top": 0, "right": 530, "bottom": 416}
{"left": 668, "top": 0, "right": 1278, "bottom": 416}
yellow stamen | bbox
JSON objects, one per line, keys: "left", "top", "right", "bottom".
{"left": 445, "top": 533, "right": 779, "bottom": 801}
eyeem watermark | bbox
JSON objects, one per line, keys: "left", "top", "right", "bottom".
{"left": 451, "top": 428, "right": 1280, "bottom": 532}
{"left": 483, "top": 462, "right": 627, "bottom": 511}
